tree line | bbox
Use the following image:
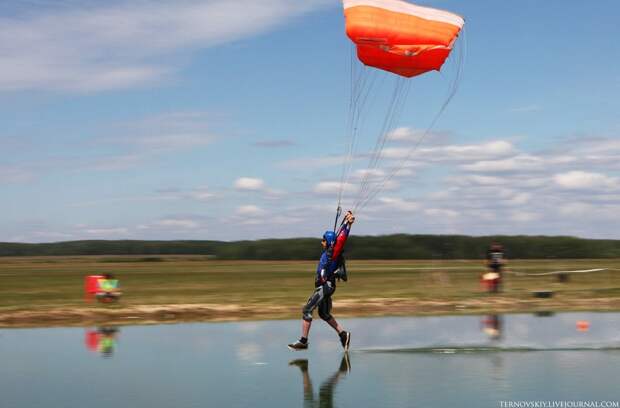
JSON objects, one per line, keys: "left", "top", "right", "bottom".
{"left": 1, "top": 235, "right": 620, "bottom": 259}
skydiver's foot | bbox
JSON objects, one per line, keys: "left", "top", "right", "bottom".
{"left": 339, "top": 353, "right": 351, "bottom": 374}
{"left": 289, "top": 359, "right": 309, "bottom": 372}
{"left": 288, "top": 338, "right": 309, "bottom": 351}
{"left": 339, "top": 331, "right": 351, "bottom": 351}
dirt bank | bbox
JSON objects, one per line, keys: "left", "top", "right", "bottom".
{"left": 2, "top": 296, "right": 620, "bottom": 328}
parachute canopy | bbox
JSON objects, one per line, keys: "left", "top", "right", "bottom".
{"left": 343, "top": 0, "right": 464, "bottom": 78}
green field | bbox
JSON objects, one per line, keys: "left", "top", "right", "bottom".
{"left": 1, "top": 256, "right": 619, "bottom": 326}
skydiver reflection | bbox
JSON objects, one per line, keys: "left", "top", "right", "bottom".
{"left": 481, "top": 314, "right": 503, "bottom": 341}
{"left": 289, "top": 354, "right": 351, "bottom": 408}
{"left": 85, "top": 327, "right": 119, "bottom": 358}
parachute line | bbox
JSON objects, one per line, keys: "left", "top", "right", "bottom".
{"left": 355, "top": 26, "right": 467, "bottom": 212}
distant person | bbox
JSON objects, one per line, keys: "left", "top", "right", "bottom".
{"left": 483, "top": 242, "right": 505, "bottom": 293}
{"left": 97, "top": 273, "right": 122, "bottom": 302}
{"left": 288, "top": 211, "right": 355, "bottom": 351}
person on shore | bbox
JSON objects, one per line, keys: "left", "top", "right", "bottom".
{"left": 288, "top": 211, "right": 355, "bottom": 351}
{"left": 483, "top": 242, "right": 505, "bottom": 293}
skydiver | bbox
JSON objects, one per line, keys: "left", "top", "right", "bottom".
{"left": 288, "top": 211, "right": 355, "bottom": 351}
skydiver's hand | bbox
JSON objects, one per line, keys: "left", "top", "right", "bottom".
{"left": 345, "top": 211, "right": 355, "bottom": 225}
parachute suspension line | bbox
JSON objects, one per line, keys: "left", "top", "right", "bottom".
{"left": 355, "top": 28, "right": 467, "bottom": 212}
{"left": 353, "top": 77, "right": 407, "bottom": 211}
{"left": 336, "top": 44, "right": 379, "bottom": 216}
{"left": 353, "top": 76, "right": 412, "bottom": 212}
{"left": 336, "top": 45, "right": 356, "bottom": 211}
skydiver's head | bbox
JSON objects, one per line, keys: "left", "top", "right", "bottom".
{"left": 322, "top": 230, "right": 336, "bottom": 249}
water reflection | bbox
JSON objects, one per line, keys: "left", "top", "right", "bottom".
{"left": 289, "top": 354, "right": 351, "bottom": 408}
{"left": 481, "top": 315, "right": 503, "bottom": 341}
{"left": 85, "top": 327, "right": 119, "bottom": 358}
{"left": 1, "top": 313, "right": 619, "bottom": 408}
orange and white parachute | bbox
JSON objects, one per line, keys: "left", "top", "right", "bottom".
{"left": 343, "top": 0, "right": 464, "bottom": 78}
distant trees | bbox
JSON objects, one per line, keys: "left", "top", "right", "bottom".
{"left": 2, "top": 235, "right": 620, "bottom": 259}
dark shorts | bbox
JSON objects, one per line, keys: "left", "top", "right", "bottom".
{"left": 302, "top": 281, "right": 336, "bottom": 322}
{"left": 489, "top": 264, "right": 503, "bottom": 273}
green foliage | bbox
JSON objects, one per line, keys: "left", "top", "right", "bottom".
{"left": 2, "top": 235, "right": 620, "bottom": 259}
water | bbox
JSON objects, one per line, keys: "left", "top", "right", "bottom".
{"left": 1, "top": 313, "right": 619, "bottom": 407}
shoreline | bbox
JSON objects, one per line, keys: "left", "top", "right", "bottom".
{"left": 2, "top": 296, "right": 619, "bottom": 328}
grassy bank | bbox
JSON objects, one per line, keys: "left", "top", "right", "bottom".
{"left": 1, "top": 256, "right": 619, "bottom": 327}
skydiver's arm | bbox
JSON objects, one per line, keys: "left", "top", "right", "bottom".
{"left": 332, "top": 212, "right": 354, "bottom": 261}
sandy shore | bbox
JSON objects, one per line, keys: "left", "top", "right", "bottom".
{"left": 2, "top": 296, "right": 619, "bottom": 328}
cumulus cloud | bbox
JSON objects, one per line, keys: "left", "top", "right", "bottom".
{"left": 0, "top": 0, "right": 332, "bottom": 92}
{"left": 234, "top": 177, "right": 265, "bottom": 191}
{"left": 378, "top": 197, "right": 420, "bottom": 212}
{"left": 313, "top": 181, "right": 355, "bottom": 195}
{"left": 462, "top": 154, "right": 544, "bottom": 173}
{"left": 236, "top": 205, "right": 265, "bottom": 217}
{"left": 553, "top": 171, "right": 618, "bottom": 190}
{"left": 382, "top": 140, "right": 516, "bottom": 162}
{"left": 154, "top": 219, "right": 200, "bottom": 229}
{"left": 386, "top": 127, "right": 423, "bottom": 142}
{"left": 425, "top": 208, "right": 459, "bottom": 218}
{"left": 510, "top": 211, "right": 540, "bottom": 222}
{"left": 85, "top": 227, "right": 129, "bottom": 236}
{"left": 188, "top": 189, "right": 215, "bottom": 201}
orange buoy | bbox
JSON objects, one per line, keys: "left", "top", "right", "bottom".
{"left": 576, "top": 320, "right": 590, "bottom": 332}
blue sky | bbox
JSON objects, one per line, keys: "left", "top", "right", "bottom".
{"left": 1, "top": 0, "right": 619, "bottom": 242}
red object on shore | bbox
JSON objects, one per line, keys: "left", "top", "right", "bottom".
{"left": 85, "top": 275, "right": 104, "bottom": 295}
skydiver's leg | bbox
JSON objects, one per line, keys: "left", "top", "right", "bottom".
{"left": 318, "top": 284, "right": 351, "bottom": 349}
{"left": 301, "top": 319, "right": 311, "bottom": 339}
{"left": 289, "top": 285, "right": 326, "bottom": 349}
{"left": 325, "top": 316, "right": 344, "bottom": 334}
{"left": 318, "top": 283, "right": 342, "bottom": 332}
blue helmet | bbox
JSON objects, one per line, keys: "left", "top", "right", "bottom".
{"left": 322, "top": 230, "right": 336, "bottom": 246}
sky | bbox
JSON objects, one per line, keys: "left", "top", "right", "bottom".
{"left": 1, "top": 0, "right": 619, "bottom": 243}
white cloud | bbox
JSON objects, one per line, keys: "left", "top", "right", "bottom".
{"left": 378, "top": 197, "right": 419, "bottom": 212}
{"left": 510, "top": 211, "right": 539, "bottom": 222}
{"left": 462, "top": 154, "right": 544, "bottom": 173}
{"left": 236, "top": 205, "right": 265, "bottom": 217}
{"left": 553, "top": 170, "right": 618, "bottom": 190}
{"left": 0, "top": 0, "right": 332, "bottom": 92}
{"left": 506, "top": 192, "right": 532, "bottom": 206}
{"left": 425, "top": 208, "right": 459, "bottom": 218}
{"left": 234, "top": 177, "right": 265, "bottom": 191}
{"left": 453, "top": 174, "right": 506, "bottom": 186}
{"left": 313, "top": 181, "right": 355, "bottom": 195}
{"left": 189, "top": 189, "right": 215, "bottom": 201}
{"left": 386, "top": 127, "right": 423, "bottom": 142}
{"left": 155, "top": 219, "right": 200, "bottom": 229}
{"left": 383, "top": 140, "right": 516, "bottom": 162}
{"left": 559, "top": 202, "right": 593, "bottom": 216}
{"left": 85, "top": 227, "right": 129, "bottom": 236}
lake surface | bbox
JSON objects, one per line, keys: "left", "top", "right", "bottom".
{"left": 2, "top": 313, "right": 619, "bottom": 407}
